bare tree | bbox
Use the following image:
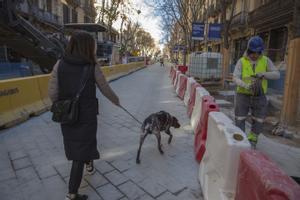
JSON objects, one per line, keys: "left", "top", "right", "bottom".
{"left": 220, "top": 0, "right": 237, "bottom": 49}
{"left": 148, "top": 0, "right": 203, "bottom": 65}
{"left": 96, "top": 0, "right": 126, "bottom": 41}
{"left": 120, "top": 20, "right": 140, "bottom": 56}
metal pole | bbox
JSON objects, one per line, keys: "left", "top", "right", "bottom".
{"left": 205, "top": 0, "right": 210, "bottom": 52}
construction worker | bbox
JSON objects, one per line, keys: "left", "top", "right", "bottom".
{"left": 233, "top": 36, "right": 280, "bottom": 145}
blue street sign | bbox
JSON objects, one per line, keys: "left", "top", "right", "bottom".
{"left": 192, "top": 22, "right": 205, "bottom": 40}
{"left": 208, "top": 23, "right": 222, "bottom": 40}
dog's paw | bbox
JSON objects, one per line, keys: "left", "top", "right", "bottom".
{"left": 168, "top": 140, "right": 172, "bottom": 144}
{"left": 159, "top": 150, "right": 164, "bottom": 155}
{"left": 136, "top": 159, "right": 141, "bottom": 164}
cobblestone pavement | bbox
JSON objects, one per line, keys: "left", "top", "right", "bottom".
{"left": 0, "top": 63, "right": 203, "bottom": 200}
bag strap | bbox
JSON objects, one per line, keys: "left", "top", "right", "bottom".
{"left": 75, "top": 64, "right": 93, "bottom": 99}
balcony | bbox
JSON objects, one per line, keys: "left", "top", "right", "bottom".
{"left": 231, "top": 11, "right": 247, "bottom": 30}
{"left": 18, "top": 2, "right": 60, "bottom": 25}
{"left": 248, "top": 0, "right": 294, "bottom": 32}
{"left": 30, "top": 6, "right": 60, "bottom": 25}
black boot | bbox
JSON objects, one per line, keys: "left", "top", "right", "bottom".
{"left": 65, "top": 194, "right": 88, "bottom": 200}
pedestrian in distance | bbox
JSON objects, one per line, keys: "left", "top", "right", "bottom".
{"left": 48, "top": 31, "right": 120, "bottom": 200}
{"left": 233, "top": 36, "right": 280, "bottom": 146}
{"left": 160, "top": 57, "right": 164, "bottom": 67}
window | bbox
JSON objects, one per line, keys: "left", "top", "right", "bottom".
{"left": 72, "top": 9, "right": 78, "bottom": 23}
{"left": 46, "top": 0, "right": 52, "bottom": 13}
{"left": 84, "top": 16, "right": 91, "bottom": 23}
{"left": 63, "top": 4, "right": 70, "bottom": 24}
{"left": 268, "top": 28, "right": 287, "bottom": 62}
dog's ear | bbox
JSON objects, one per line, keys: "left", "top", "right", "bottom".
{"left": 172, "top": 117, "right": 181, "bottom": 128}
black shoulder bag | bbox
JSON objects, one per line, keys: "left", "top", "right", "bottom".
{"left": 51, "top": 65, "right": 92, "bottom": 125}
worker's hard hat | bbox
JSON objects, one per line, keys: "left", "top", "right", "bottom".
{"left": 248, "top": 36, "right": 264, "bottom": 53}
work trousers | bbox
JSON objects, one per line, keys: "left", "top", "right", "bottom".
{"left": 234, "top": 93, "right": 267, "bottom": 135}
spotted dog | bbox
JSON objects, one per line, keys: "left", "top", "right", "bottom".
{"left": 136, "top": 111, "right": 181, "bottom": 164}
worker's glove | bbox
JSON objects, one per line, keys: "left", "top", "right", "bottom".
{"left": 244, "top": 83, "right": 251, "bottom": 90}
{"left": 250, "top": 79, "right": 264, "bottom": 96}
{"left": 248, "top": 82, "right": 256, "bottom": 93}
{"left": 254, "top": 73, "right": 265, "bottom": 79}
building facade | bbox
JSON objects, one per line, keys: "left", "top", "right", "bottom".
{"left": 196, "top": 0, "right": 294, "bottom": 75}
{"left": 195, "top": 0, "right": 299, "bottom": 127}
{"left": 0, "top": 0, "right": 97, "bottom": 78}
{"left": 18, "top": 0, "right": 96, "bottom": 26}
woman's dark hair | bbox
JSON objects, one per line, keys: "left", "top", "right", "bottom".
{"left": 65, "top": 31, "right": 97, "bottom": 64}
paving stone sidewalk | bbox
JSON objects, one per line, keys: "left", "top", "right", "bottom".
{"left": 0, "top": 63, "right": 203, "bottom": 200}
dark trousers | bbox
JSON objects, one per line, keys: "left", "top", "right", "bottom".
{"left": 69, "top": 160, "right": 85, "bottom": 194}
{"left": 234, "top": 93, "right": 267, "bottom": 134}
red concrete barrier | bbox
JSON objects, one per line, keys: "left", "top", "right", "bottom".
{"left": 187, "top": 82, "right": 201, "bottom": 118}
{"left": 194, "top": 97, "right": 219, "bottom": 162}
{"left": 177, "top": 75, "right": 188, "bottom": 100}
{"left": 177, "top": 65, "right": 188, "bottom": 74}
{"left": 236, "top": 150, "right": 300, "bottom": 200}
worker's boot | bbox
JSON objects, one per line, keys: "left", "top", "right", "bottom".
{"left": 247, "top": 132, "right": 258, "bottom": 148}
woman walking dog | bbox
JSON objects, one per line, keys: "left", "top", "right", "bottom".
{"left": 48, "top": 31, "right": 120, "bottom": 200}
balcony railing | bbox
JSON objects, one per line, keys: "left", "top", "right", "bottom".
{"left": 231, "top": 11, "right": 247, "bottom": 28}
{"left": 248, "top": 0, "right": 294, "bottom": 31}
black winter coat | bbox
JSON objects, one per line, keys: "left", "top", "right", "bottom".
{"left": 58, "top": 56, "right": 100, "bottom": 161}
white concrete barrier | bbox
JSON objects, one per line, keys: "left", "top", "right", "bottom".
{"left": 175, "top": 74, "right": 185, "bottom": 95}
{"left": 184, "top": 77, "right": 196, "bottom": 106}
{"left": 173, "top": 70, "right": 181, "bottom": 87}
{"left": 199, "top": 112, "right": 250, "bottom": 200}
{"left": 190, "top": 87, "right": 210, "bottom": 130}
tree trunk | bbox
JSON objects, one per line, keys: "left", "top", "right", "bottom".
{"left": 183, "top": 30, "right": 188, "bottom": 66}
{"left": 281, "top": 38, "right": 300, "bottom": 126}
{"left": 281, "top": 1, "right": 300, "bottom": 126}
{"left": 101, "top": 0, "right": 105, "bottom": 22}
{"left": 222, "top": 47, "right": 230, "bottom": 87}
{"left": 120, "top": 19, "right": 124, "bottom": 44}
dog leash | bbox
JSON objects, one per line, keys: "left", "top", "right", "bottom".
{"left": 120, "top": 105, "right": 143, "bottom": 125}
